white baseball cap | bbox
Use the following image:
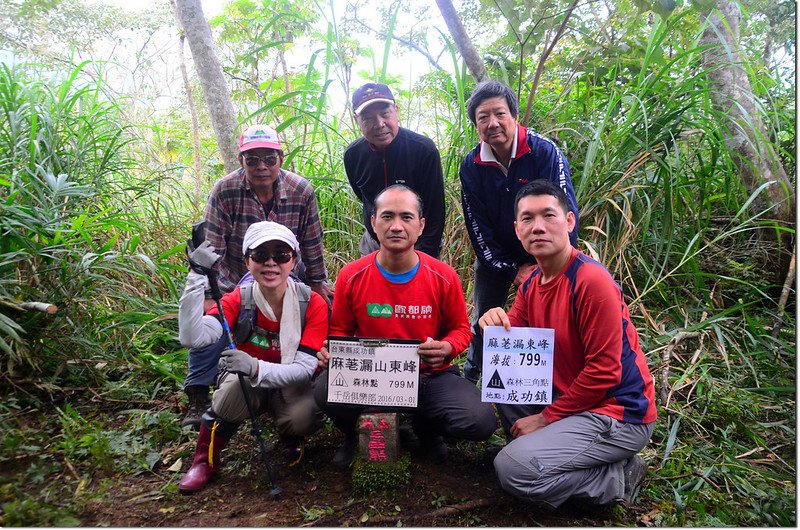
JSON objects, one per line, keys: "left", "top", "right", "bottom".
{"left": 242, "top": 221, "right": 299, "bottom": 254}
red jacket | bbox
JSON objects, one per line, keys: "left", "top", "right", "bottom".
{"left": 209, "top": 287, "right": 328, "bottom": 363}
{"left": 508, "top": 248, "right": 657, "bottom": 424}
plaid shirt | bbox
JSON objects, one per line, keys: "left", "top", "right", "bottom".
{"left": 203, "top": 168, "right": 328, "bottom": 293}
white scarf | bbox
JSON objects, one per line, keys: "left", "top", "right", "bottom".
{"left": 251, "top": 279, "right": 302, "bottom": 364}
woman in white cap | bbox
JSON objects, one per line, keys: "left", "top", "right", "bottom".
{"left": 177, "top": 221, "right": 329, "bottom": 494}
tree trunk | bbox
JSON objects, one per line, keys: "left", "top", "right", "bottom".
{"left": 699, "top": 0, "right": 795, "bottom": 275}
{"left": 434, "top": 0, "right": 489, "bottom": 83}
{"left": 170, "top": 0, "right": 204, "bottom": 199}
{"left": 173, "top": 0, "right": 239, "bottom": 173}
{"left": 180, "top": 33, "right": 205, "bottom": 199}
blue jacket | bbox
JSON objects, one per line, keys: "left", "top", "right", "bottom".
{"left": 460, "top": 124, "right": 579, "bottom": 281}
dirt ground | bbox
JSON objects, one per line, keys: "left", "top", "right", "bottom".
{"left": 78, "top": 423, "right": 658, "bottom": 527}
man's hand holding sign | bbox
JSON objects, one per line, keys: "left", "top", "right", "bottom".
{"left": 417, "top": 337, "right": 452, "bottom": 369}
{"left": 318, "top": 336, "right": 451, "bottom": 371}
{"left": 478, "top": 180, "right": 656, "bottom": 509}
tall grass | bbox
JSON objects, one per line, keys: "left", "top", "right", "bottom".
{"left": 295, "top": 11, "right": 794, "bottom": 525}
{"left": 0, "top": 62, "right": 188, "bottom": 386}
{"left": 534, "top": 14, "right": 797, "bottom": 525}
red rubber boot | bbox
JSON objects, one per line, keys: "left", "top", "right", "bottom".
{"left": 178, "top": 422, "right": 230, "bottom": 494}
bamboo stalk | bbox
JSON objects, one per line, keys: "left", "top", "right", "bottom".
{"left": 771, "top": 248, "right": 795, "bottom": 338}
{"left": 659, "top": 331, "right": 701, "bottom": 407}
{"left": 0, "top": 300, "right": 58, "bottom": 314}
{"left": 19, "top": 302, "right": 57, "bottom": 314}
{"left": 345, "top": 498, "right": 492, "bottom": 526}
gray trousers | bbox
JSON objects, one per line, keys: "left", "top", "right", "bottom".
{"left": 493, "top": 409, "right": 654, "bottom": 508}
{"left": 212, "top": 370, "right": 322, "bottom": 438}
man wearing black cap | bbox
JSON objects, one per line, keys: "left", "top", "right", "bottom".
{"left": 343, "top": 83, "right": 446, "bottom": 258}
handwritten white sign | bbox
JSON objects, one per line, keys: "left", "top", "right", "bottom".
{"left": 481, "top": 326, "right": 555, "bottom": 405}
{"left": 327, "top": 337, "right": 420, "bottom": 408}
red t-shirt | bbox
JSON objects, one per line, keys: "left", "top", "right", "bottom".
{"left": 330, "top": 251, "right": 472, "bottom": 372}
{"left": 208, "top": 285, "right": 328, "bottom": 363}
{"left": 507, "top": 248, "right": 657, "bottom": 424}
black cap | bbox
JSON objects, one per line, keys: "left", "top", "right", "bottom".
{"left": 352, "top": 83, "right": 395, "bottom": 115}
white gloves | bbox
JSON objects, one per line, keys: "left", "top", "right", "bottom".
{"left": 187, "top": 240, "right": 221, "bottom": 275}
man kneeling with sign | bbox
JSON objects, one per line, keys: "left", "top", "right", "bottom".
{"left": 478, "top": 180, "right": 657, "bottom": 508}
{"left": 315, "top": 185, "right": 496, "bottom": 468}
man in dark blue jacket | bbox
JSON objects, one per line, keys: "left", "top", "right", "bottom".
{"left": 459, "top": 80, "right": 579, "bottom": 383}
{"left": 344, "top": 83, "right": 445, "bottom": 258}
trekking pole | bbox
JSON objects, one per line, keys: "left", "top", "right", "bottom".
{"left": 191, "top": 222, "right": 283, "bottom": 500}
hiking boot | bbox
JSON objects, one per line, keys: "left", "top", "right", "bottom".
{"left": 178, "top": 422, "right": 230, "bottom": 494}
{"left": 621, "top": 455, "right": 648, "bottom": 507}
{"left": 420, "top": 433, "right": 448, "bottom": 461}
{"left": 180, "top": 386, "right": 210, "bottom": 430}
{"left": 482, "top": 444, "right": 503, "bottom": 468}
{"left": 417, "top": 432, "right": 447, "bottom": 463}
{"left": 412, "top": 421, "right": 448, "bottom": 461}
{"left": 398, "top": 422, "right": 420, "bottom": 451}
{"left": 332, "top": 435, "right": 358, "bottom": 469}
{"left": 281, "top": 436, "right": 305, "bottom": 467}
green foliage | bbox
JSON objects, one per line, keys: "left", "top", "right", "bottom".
{"left": 0, "top": 61, "right": 188, "bottom": 388}
{"left": 0, "top": 392, "right": 188, "bottom": 526}
{"left": 351, "top": 453, "right": 411, "bottom": 494}
{"left": 431, "top": 492, "right": 447, "bottom": 508}
{"left": 647, "top": 315, "right": 796, "bottom": 526}
{"left": 298, "top": 503, "right": 334, "bottom": 522}
{"left": 56, "top": 404, "right": 164, "bottom": 473}
{"left": 0, "top": 0, "right": 170, "bottom": 66}
{"left": 0, "top": 494, "right": 81, "bottom": 527}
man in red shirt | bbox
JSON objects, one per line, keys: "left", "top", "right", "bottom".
{"left": 315, "top": 185, "right": 496, "bottom": 468}
{"left": 479, "top": 180, "right": 656, "bottom": 508}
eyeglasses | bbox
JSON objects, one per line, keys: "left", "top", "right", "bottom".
{"left": 243, "top": 155, "right": 279, "bottom": 168}
{"left": 248, "top": 249, "right": 294, "bottom": 264}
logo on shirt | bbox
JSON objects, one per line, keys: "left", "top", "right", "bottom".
{"left": 365, "top": 303, "right": 434, "bottom": 319}
{"left": 367, "top": 303, "right": 394, "bottom": 318}
{"left": 249, "top": 334, "right": 274, "bottom": 349}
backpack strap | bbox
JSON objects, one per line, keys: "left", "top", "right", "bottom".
{"left": 232, "top": 282, "right": 256, "bottom": 346}
{"left": 295, "top": 281, "right": 311, "bottom": 331}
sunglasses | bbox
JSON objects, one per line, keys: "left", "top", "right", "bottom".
{"left": 243, "top": 155, "right": 279, "bottom": 168}
{"left": 248, "top": 249, "right": 294, "bottom": 264}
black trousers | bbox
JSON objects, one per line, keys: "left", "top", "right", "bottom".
{"left": 314, "top": 365, "right": 497, "bottom": 442}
